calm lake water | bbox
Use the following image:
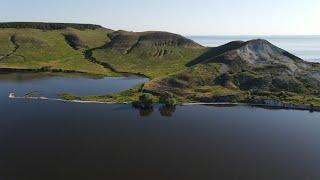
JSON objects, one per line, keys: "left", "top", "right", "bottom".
{"left": 1, "top": 73, "right": 320, "bottom": 179}
{"left": 0, "top": 73, "right": 148, "bottom": 98}
{"left": 189, "top": 36, "right": 320, "bottom": 62}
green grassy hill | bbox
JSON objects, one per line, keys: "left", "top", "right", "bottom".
{"left": 0, "top": 23, "right": 115, "bottom": 75}
{"left": 0, "top": 23, "right": 206, "bottom": 77}
{"left": 91, "top": 31, "right": 206, "bottom": 78}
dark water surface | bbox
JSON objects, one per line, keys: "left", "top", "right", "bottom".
{"left": 1, "top": 73, "right": 320, "bottom": 180}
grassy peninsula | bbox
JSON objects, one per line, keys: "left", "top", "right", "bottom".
{"left": 2, "top": 22, "right": 320, "bottom": 108}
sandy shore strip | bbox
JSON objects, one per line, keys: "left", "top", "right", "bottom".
{"left": 182, "top": 102, "right": 241, "bottom": 106}
{"left": 8, "top": 93, "right": 320, "bottom": 112}
{"left": 8, "top": 93, "right": 128, "bottom": 104}
{"left": 182, "top": 102, "right": 320, "bottom": 112}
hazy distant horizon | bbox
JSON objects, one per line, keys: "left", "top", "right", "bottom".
{"left": 1, "top": 0, "right": 319, "bottom": 36}
{"left": 2, "top": 21, "right": 320, "bottom": 36}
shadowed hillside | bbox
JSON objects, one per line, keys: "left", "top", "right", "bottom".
{"left": 186, "top": 41, "right": 244, "bottom": 67}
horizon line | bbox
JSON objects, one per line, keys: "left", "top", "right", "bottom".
{"left": 0, "top": 21, "right": 319, "bottom": 37}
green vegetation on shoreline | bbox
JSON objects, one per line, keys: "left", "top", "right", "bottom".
{"left": 58, "top": 84, "right": 154, "bottom": 103}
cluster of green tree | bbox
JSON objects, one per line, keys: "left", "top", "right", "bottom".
{"left": 132, "top": 92, "right": 177, "bottom": 109}
{"left": 0, "top": 22, "right": 102, "bottom": 30}
{"left": 132, "top": 93, "right": 154, "bottom": 109}
{"left": 133, "top": 92, "right": 177, "bottom": 117}
{"left": 159, "top": 92, "right": 177, "bottom": 107}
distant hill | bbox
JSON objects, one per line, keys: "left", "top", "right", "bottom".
{"left": 0, "top": 22, "right": 103, "bottom": 30}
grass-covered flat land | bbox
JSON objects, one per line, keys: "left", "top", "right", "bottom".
{"left": 58, "top": 84, "right": 150, "bottom": 103}
{"left": 2, "top": 22, "right": 320, "bottom": 108}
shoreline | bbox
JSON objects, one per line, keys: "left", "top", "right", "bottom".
{"left": 9, "top": 93, "right": 319, "bottom": 112}
{"left": 8, "top": 93, "right": 129, "bottom": 105}
{"left": 0, "top": 68, "right": 151, "bottom": 80}
{"left": 183, "top": 102, "right": 319, "bottom": 111}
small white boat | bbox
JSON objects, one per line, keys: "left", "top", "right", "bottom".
{"left": 39, "top": 97, "right": 49, "bottom": 100}
{"left": 8, "top": 93, "right": 15, "bottom": 98}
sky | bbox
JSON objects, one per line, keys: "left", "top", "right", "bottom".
{"left": 0, "top": 0, "right": 319, "bottom": 35}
